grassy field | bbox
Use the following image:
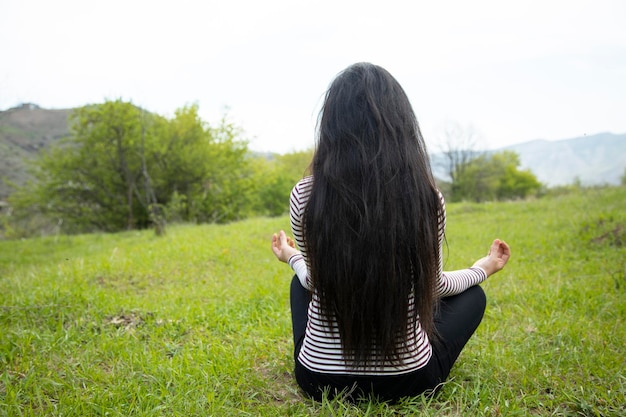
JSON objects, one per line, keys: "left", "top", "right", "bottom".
{"left": 1, "top": 187, "right": 624, "bottom": 416}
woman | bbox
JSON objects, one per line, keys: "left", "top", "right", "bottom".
{"left": 271, "top": 62, "right": 510, "bottom": 402}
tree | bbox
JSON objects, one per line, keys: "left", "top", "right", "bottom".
{"left": 252, "top": 149, "right": 313, "bottom": 216}
{"left": 194, "top": 117, "right": 254, "bottom": 223}
{"left": 454, "top": 154, "right": 499, "bottom": 202}
{"left": 9, "top": 100, "right": 155, "bottom": 232}
{"left": 453, "top": 151, "right": 541, "bottom": 202}
{"left": 8, "top": 100, "right": 253, "bottom": 235}
{"left": 495, "top": 152, "right": 542, "bottom": 200}
{"left": 148, "top": 105, "right": 221, "bottom": 222}
{"left": 437, "top": 121, "right": 483, "bottom": 200}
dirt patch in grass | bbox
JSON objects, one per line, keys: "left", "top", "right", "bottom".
{"left": 581, "top": 216, "right": 626, "bottom": 247}
{"left": 591, "top": 223, "right": 625, "bottom": 247}
{"left": 105, "top": 311, "right": 146, "bottom": 331}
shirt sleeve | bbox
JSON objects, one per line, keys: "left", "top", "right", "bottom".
{"left": 435, "top": 191, "right": 488, "bottom": 297}
{"left": 436, "top": 267, "right": 488, "bottom": 297}
{"left": 289, "top": 176, "right": 314, "bottom": 290}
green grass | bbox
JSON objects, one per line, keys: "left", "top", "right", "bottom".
{"left": 1, "top": 187, "right": 625, "bottom": 416}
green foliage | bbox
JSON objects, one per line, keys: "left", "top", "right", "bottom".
{"left": 176, "top": 115, "right": 254, "bottom": 224}
{"left": 5, "top": 101, "right": 255, "bottom": 235}
{"left": 249, "top": 157, "right": 291, "bottom": 217}
{"left": 7, "top": 101, "right": 164, "bottom": 234}
{"left": 1, "top": 187, "right": 624, "bottom": 415}
{"left": 3, "top": 100, "right": 313, "bottom": 238}
{"left": 453, "top": 151, "right": 542, "bottom": 202}
{"left": 252, "top": 150, "right": 313, "bottom": 217}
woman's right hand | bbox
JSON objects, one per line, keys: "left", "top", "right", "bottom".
{"left": 472, "top": 239, "right": 511, "bottom": 277}
{"left": 271, "top": 230, "right": 300, "bottom": 263}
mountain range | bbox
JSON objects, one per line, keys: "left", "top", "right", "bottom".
{"left": 1, "top": 104, "right": 624, "bottom": 200}
{"left": 500, "top": 132, "right": 626, "bottom": 187}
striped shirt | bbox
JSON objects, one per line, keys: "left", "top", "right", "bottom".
{"left": 288, "top": 175, "right": 487, "bottom": 375}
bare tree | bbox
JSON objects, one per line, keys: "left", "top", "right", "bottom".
{"left": 436, "top": 121, "right": 484, "bottom": 200}
{"left": 138, "top": 109, "right": 165, "bottom": 236}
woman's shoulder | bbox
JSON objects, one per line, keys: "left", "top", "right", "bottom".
{"left": 293, "top": 175, "right": 314, "bottom": 195}
{"left": 290, "top": 176, "right": 314, "bottom": 207}
{"left": 290, "top": 176, "right": 314, "bottom": 218}
{"left": 437, "top": 188, "right": 445, "bottom": 205}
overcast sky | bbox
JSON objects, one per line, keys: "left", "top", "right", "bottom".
{"left": 1, "top": 0, "right": 625, "bottom": 154}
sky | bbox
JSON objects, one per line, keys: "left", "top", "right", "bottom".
{"left": 1, "top": 0, "right": 625, "bottom": 154}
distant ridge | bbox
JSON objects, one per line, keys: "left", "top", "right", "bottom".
{"left": 500, "top": 132, "right": 626, "bottom": 186}
{"left": 430, "top": 132, "right": 625, "bottom": 187}
{"left": 0, "top": 104, "right": 72, "bottom": 199}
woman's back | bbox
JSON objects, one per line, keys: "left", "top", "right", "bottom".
{"left": 302, "top": 63, "right": 441, "bottom": 367}
{"left": 290, "top": 175, "right": 439, "bottom": 374}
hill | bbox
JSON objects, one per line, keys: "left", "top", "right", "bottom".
{"left": 430, "top": 133, "right": 626, "bottom": 187}
{"left": 501, "top": 132, "right": 626, "bottom": 186}
{"left": 0, "top": 104, "right": 71, "bottom": 199}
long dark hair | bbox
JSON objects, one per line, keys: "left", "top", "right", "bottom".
{"left": 304, "top": 63, "right": 441, "bottom": 367}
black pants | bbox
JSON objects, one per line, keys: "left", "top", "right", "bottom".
{"left": 289, "top": 275, "right": 487, "bottom": 402}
